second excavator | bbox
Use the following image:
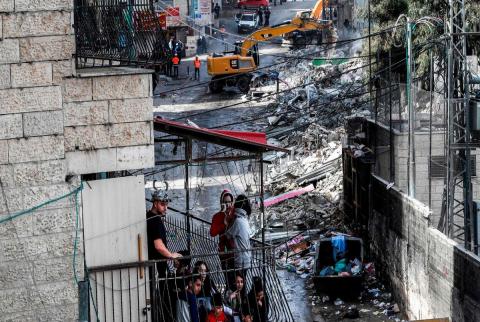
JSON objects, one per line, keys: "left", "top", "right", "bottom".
{"left": 206, "top": 0, "right": 336, "bottom": 93}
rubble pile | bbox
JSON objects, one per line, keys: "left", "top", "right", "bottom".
{"left": 265, "top": 191, "right": 344, "bottom": 232}
{"left": 249, "top": 43, "right": 405, "bottom": 320}
{"left": 250, "top": 48, "right": 370, "bottom": 243}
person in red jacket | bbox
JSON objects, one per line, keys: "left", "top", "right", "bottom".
{"left": 210, "top": 190, "right": 236, "bottom": 289}
{"left": 207, "top": 293, "right": 227, "bottom": 322}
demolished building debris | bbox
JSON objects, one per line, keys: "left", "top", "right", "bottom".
{"left": 242, "top": 43, "right": 406, "bottom": 321}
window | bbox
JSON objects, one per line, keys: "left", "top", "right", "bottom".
{"left": 239, "top": 59, "right": 253, "bottom": 69}
{"left": 242, "top": 15, "right": 255, "bottom": 21}
{"left": 429, "top": 155, "right": 477, "bottom": 178}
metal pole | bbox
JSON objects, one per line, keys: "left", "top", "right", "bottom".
{"left": 259, "top": 155, "right": 266, "bottom": 283}
{"left": 368, "top": 0, "right": 372, "bottom": 108}
{"left": 429, "top": 49, "right": 434, "bottom": 209}
{"left": 461, "top": 0, "right": 473, "bottom": 251}
{"left": 185, "top": 139, "right": 192, "bottom": 253}
{"left": 446, "top": 18, "right": 454, "bottom": 237}
{"left": 389, "top": 50, "right": 395, "bottom": 183}
{"left": 406, "top": 20, "right": 416, "bottom": 198}
{"left": 276, "top": 77, "right": 280, "bottom": 101}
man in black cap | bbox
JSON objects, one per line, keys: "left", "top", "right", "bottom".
{"left": 146, "top": 191, "right": 182, "bottom": 321}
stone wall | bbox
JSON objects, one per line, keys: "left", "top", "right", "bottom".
{"left": 0, "top": 1, "right": 155, "bottom": 319}
{"left": 63, "top": 68, "right": 155, "bottom": 175}
{"left": 368, "top": 174, "right": 480, "bottom": 321}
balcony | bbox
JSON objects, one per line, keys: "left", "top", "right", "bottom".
{"left": 74, "top": 0, "right": 171, "bottom": 70}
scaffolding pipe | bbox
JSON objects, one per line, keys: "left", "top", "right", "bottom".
{"left": 185, "top": 139, "right": 192, "bottom": 253}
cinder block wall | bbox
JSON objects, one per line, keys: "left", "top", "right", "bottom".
{"left": 392, "top": 131, "right": 480, "bottom": 229}
{"left": 369, "top": 175, "right": 480, "bottom": 321}
{"left": 0, "top": 1, "right": 154, "bottom": 319}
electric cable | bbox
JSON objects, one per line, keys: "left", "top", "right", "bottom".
{"left": 153, "top": 22, "right": 406, "bottom": 96}
{"left": 188, "top": 38, "right": 440, "bottom": 130}
{"left": 165, "top": 40, "right": 433, "bottom": 124}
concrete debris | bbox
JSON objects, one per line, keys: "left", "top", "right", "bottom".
{"left": 250, "top": 43, "right": 402, "bottom": 321}
{"left": 334, "top": 298, "right": 345, "bottom": 306}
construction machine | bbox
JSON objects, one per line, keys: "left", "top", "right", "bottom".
{"left": 206, "top": 0, "right": 335, "bottom": 93}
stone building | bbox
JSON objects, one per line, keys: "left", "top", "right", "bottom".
{"left": 0, "top": 1, "right": 155, "bottom": 319}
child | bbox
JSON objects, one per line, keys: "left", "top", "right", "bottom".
{"left": 225, "top": 272, "right": 248, "bottom": 322}
{"left": 208, "top": 293, "right": 227, "bottom": 322}
{"left": 176, "top": 275, "right": 202, "bottom": 322}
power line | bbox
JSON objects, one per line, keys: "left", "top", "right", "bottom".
{"left": 154, "top": 22, "right": 406, "bottom": 96}
{"left": 180, "top": 38, "right": 439, "bottom": 129}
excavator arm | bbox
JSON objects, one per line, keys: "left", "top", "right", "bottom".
{"left": 206, "top": 0, "right": 334, "bottom": 92}
{"left": 311, "top": 0, "right": 328, "bottom": 20}
{"left": 239, "top": 21, "right": 324, "bottom": 56}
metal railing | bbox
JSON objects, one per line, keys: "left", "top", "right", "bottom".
{"left": 74, "top": 0, "right": 171, "bottom": 69}
{"left": 85, "top": 214, "right": 293, "bottom": 321}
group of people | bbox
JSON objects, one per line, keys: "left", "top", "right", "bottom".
{"left": 257, "top": 7, "right": 271, "bottom": 27}
{"left": 166, "top": 37, "right": 184, "bottom": 78}
{"left": 146, "top": 190, "right": 268, "bottom": 322}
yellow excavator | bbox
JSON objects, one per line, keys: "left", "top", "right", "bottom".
{"left": 206, "top": 0, "right": 335, "bottom": 93}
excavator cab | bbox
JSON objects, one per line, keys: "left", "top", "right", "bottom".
{"left": 234, "top": 42, "right": 259, "bottom": 67}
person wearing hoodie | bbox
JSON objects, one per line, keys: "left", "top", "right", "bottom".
{"left": 210, "top": 190, "right": 236, "bottom": 289}
{"left": 176, "top": 275, "right": 202, "bottom": 322}
{"left": 225, "top": 195, "right": 252, "bottom": 278}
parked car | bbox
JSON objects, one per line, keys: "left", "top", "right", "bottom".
{"left": 237, "top": 0, "right": 269, "bottom": 10}
{"left": 235, "top": 12, "right": 259, "bottom": 33}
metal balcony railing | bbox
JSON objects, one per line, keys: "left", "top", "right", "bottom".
{"left": 74, "top": 0, "right": 171, "bottom": 70}
{"left": 85, "top": 214, "right": 294, "bottom": 322}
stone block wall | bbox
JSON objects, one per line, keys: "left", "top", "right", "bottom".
{"left": 63, "top": 69, "right": 155, "bottom": 175}
{"left": 368, "top": 175, "right": 480, "bottom": 321}
{"left": 0, "top": 1, "right": 155, "bottom": 319}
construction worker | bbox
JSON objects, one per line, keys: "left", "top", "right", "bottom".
{"left": 194, "top": 56, "right": 201, "bottom": 81}
{"left": 172, "top": 54, "right": 180, "bottom": 78}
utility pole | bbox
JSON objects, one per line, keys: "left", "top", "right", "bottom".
{"left": 440, "top": 0, "right": 475, "bottom": 251}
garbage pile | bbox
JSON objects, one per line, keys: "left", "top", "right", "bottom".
{"left": 307, "top": 261, "right": 404, "bottom": 322}
{"left": 275, "top": 233, "right": 316, "bottom": 279}
{"left": 276, "top": 233, "right": 405, "bottom": 321}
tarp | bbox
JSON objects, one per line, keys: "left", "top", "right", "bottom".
{"left": 263, "top": 184, "right": 315, "bottom": 207}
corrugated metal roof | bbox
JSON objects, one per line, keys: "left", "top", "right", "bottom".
{"left": 153, "top": 117, "right": 289, "bottom": 153}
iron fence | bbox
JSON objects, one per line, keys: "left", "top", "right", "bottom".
{"left": 74, "top": 0, "right": 171, "bottom": 69}
{"left": 85, "top": 214, "right": 293, "bottom": 321}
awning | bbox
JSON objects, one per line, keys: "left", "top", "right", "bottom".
{"left": 153, "top": 117, "right": 289, "bottom": 153}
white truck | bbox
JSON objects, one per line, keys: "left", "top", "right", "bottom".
{"left": 235, "top": 12, "right": 259, "bottom": 34}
